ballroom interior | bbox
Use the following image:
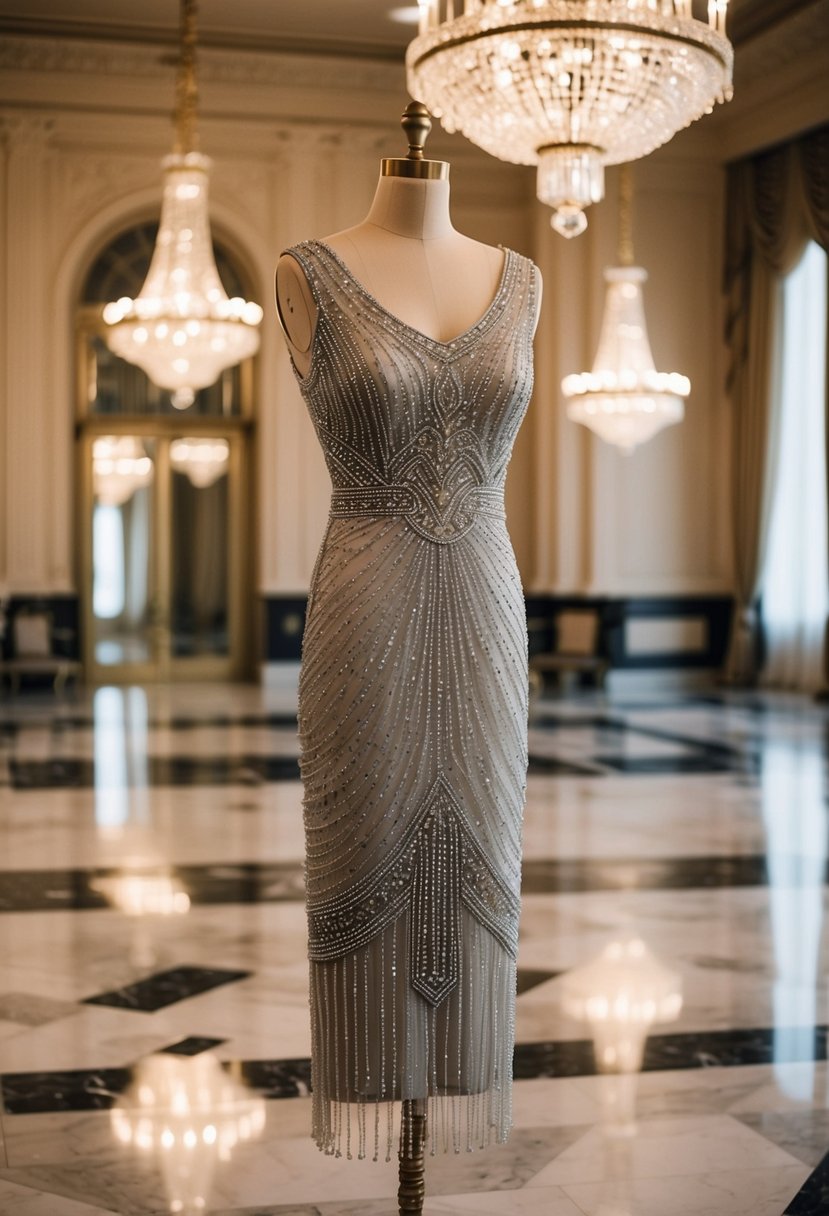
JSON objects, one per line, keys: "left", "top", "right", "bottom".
{"left": 0, "top": 1, "right": 828, "bottom": 1214}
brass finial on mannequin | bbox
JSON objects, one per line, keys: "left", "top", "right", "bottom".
{"left": 381, "top": 100, "right": 449, "bottom": 181}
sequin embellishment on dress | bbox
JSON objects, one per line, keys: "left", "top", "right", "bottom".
{"left": 284, "top": 240, "right": 538, "bottom": 1161}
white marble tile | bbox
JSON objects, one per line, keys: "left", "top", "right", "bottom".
{"left": 3, "top": 1111, "right": 121, "bottom": 1168}
{"left": 525, "top": 1114, "right": 805, "bottom": 1187}
{"left": 510, "top": 1078, "right": 603, "bottom": 1128}
{"left": 560, "top": 1163, "right": 810, "bottom": 1216}
{"left": 0, "top": 783, "right": 306, "bottom": 872}
{"left": 611, "top": 1061, "right": 829, "bottom": 1119}
{"left": 0, "top": 1176, "right": 121, "bottom": 1215}
{"left": 0, "top": 1159, "right": 168, "bottom": 1215}
{"left": 425, "top": 1187, "right": 586, "bottom": 1214}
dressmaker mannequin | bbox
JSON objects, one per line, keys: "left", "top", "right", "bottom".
{"left": 276, "top": 102, "right": 541, "bottom": 1216}
{"left": 276, "top": 102, "right": 541, "bottom": 376}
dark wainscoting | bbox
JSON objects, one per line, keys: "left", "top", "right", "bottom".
{"left": 264, "top": 593, "right": 735, "bottom": 672}
{"left": 262, "top": 595, "right": 308, "bottom": 662}
{"left": 1, "top": 594, "right": 81, "bottom": 661}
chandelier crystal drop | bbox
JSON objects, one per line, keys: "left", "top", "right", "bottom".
{"left": 102, "top": 0, "right": 262, "bottom": 408}
{"left": 562, "top": 164, "right": 690, "bottom": 452}
{"left": 407, "top": 0, "right": 733, "bottom": 236}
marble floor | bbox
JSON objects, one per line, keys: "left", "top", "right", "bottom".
{"left": 0, "top": 679, "right": 827, "bottom": 1215}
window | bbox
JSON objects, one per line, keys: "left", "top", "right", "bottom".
{"left": 762, "top": 241, "right": 828, "bottom": 691}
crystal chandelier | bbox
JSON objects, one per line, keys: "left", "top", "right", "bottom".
{"left": 407, "top": 0, "right": 733, "bottom": 237}
{"left": 562, "top": 164, "right": 690, "bottom": 451}
{"left": 103, "top": 0, "right": 262, "bottom": 408}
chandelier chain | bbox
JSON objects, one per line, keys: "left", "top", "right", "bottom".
{"left": 618, "top": 164, "right": 634, "bottom": 268}
{"left": 175, "top": 0, "right": 199, "bottom": 156}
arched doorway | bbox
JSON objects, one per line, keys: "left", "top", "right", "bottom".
{"left": 76, "top": 221, "right": 256, "bottom": 683}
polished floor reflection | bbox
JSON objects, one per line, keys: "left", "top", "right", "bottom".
{"left": 0, "top": 682, "right": 827, "bottom": 1214}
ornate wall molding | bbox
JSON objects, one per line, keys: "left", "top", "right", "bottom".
{"left": 0, "top": 34, "right": 402, "bottom": 95}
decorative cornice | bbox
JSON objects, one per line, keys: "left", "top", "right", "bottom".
{"left": 0, "top": 34, "right": 403, "bottom": 94}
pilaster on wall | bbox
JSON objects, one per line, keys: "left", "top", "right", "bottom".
{"left": 1, "top": 113, "right": 73, "bottom": 596}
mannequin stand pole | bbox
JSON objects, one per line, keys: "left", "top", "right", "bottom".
{"left": 398, "top": 1098, "right": 427, "bottom": 1215}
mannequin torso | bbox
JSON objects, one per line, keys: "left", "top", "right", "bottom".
{"left": 276, "top": 175, "right": 541, "bottom": 378}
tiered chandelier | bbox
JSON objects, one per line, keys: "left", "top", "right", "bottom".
{"left": 103, "top": 0, "right": 262, "bottom": 408}
{"left": 562, "top": 164, "right": 690, "bottom": 451}
{"left": 407, "top": 0, "right": 733, "bottom": 236}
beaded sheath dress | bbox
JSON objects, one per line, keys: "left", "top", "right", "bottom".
{"left": 285, "top": 238, "right": 538, "bottom": 1161}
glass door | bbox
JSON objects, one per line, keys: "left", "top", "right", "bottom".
{"left": 82, "top": 429, "right": 247, "bottom": 683}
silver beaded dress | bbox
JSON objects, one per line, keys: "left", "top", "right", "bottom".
{"left": 284, "top": 239, "right": 539, "bottom": 1161}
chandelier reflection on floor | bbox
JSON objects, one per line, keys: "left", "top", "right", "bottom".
{"left": 562, "top": 164, "right": 690, "bottom": 452}
{"left": 111, "top": 1053, "right": 266, "bottom": 1215}
{"left": 102, "top": 0, "right": 262, "bottom": 409}
{"left": 407, "top": 1, "right": 733, "bottom": 236}
{"left": 562, "top": 933, "right": 682, "bottom": 1130}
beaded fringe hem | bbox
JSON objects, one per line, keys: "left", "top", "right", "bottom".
{"left": 309, "top": 908, "right": 516, "bottom": 1161}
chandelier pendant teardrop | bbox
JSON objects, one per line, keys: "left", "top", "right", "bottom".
{"left": 103, "top": 0, "right": 263, "bottom": 408}
{"left": 407, "top": 0, "right": 733, "bottom": 236}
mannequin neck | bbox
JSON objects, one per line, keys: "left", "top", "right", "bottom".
{"left": 364, "top": 174, "right": 454, "bottom": 241}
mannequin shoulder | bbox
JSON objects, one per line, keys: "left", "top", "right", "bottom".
{"left": 275, "top": 252, "right": 317, "bottom": 359}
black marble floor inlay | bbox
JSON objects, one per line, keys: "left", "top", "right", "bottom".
{"left": 596, "top": 753, "right": 737, "bottom": 774}
{"left": 527, "top": 755, "right": 602, "bottom": 776}
{"left": 0, "top": 1066, "right": 133, "bottom": 1114}
{"left": 1, "top": 852, "right": 822, "bottom": 913}
{"left": 47, "top": 711, "right": 300, "bottom": 733}
{"left": 83, "top": 965, "right": 251, "bottom": 1012}
{"left": 3, "top": 1025, "right": 826, "bottom": 1115}
{"left": 516, "top": 968, "right": 561, "bottom": 995}
{"left": 9, "top": 755, "right": 301, "bottom": 789}
{"left": 784, "top": 1150, "right": 829, "bottom": 1214}
{"left": 161, "top": 1035, "right": 227, "bottom": 1056}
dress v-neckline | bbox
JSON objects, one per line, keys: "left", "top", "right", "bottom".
{"left": 310, "top": 239, "right": 512, "bottom": 352}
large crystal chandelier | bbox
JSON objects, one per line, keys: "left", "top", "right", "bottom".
{"left": 562, "top": 165, "right": 690, "bottom": 451}
{"left": 407, "top": 0, "right": 733, "bottom": 237}
{"left": 103, "top": 0, "right": 262, "bottom": 408}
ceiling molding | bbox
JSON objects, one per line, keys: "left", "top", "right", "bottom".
{"left": 0, "top": 16, "right": 406, "bottom": 61}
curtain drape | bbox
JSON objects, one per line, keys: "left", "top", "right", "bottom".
{"left": 723, "top": 125, "right": 829, "bottom": 685}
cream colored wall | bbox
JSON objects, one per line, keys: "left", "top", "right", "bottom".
{"left": 0, "top": 25, "right": 823, "bottom": 625}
